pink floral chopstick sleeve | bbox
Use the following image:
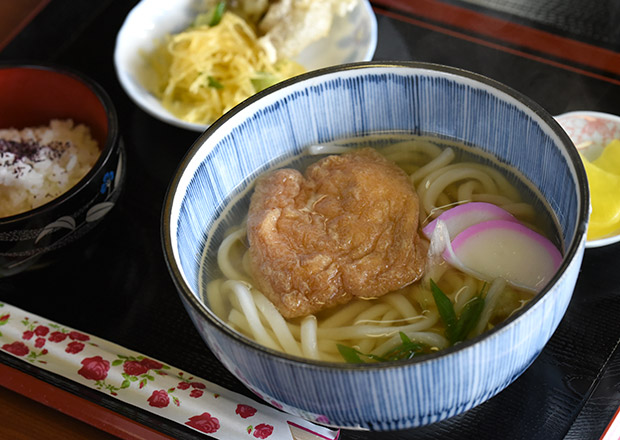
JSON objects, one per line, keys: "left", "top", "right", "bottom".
{"left": 0, "top": 302, "right": 339, "bottom": 440}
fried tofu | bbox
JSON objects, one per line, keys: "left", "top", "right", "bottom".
{"left": 247, "top": 148, "right": 426, "bottom": 318}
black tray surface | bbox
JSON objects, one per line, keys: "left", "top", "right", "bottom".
{"left": 1, "top": 1, "right": 620, "bottom": 439}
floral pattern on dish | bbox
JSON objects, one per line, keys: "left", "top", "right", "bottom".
{"left": 556, "top": 111, "right": 620, "bottom": 160}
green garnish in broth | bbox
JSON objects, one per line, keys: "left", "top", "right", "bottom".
{"left": 379, "top": 332, "right": 427, "bottom": 361}
{"left": 337, "top": 344, "right": 369, "bottom": 364}
{"left": 453, "top": 295, "right": 485, "bottom": 342}
{"left": 430, "top": 279, "right": 458, "bottom": 341}
{"left": 337, "top": 281, "right": 488, "bottom": 363}
{"left": 431, "top": 279, "right": 486, "bottom": 345}
{"left": 337, "top": 332, "right": 428, "bottom": 364}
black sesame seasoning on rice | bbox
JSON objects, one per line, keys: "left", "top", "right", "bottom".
{"left": 0, "top": 119, "right": 100, "bottom": 218}
{"left": 0, "top": 139, "right": 71, "bottom": 166}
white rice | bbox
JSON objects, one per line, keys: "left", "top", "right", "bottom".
{"left": 0, "top": 119, "right": 100, "bottom": 218}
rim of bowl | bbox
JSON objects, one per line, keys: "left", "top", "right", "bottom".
{"left": 555, "top": 110, "right": 620, "bottom": 248}
{"left": 162, "top": 61, "right": 590, "bottom": 370}
{"left": 0, "top": 61, "right": 120, "bottom": 225}
{"left": 114, "top": 0, "right": 378, "bottom": 133}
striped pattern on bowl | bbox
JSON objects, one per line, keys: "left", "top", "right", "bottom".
{"left": 163, "top": 62, "right": 589, "bottom": 429}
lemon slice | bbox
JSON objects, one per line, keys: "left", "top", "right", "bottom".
{"left": 581, "top": 148, "right": 620, "bottom": 240}
{"left": 593, "top": 139, "right": 620, "bottom": 175}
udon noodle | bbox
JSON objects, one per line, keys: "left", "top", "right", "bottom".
{"left": 201, "top": 136, "right": 554, "bottom": 363}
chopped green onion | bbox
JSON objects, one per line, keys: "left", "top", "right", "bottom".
{"left": 209, "top": 1, "right": 226, "bottom": 26}
{"left": 430, "top": 278, "right": 486, "bottom": 345}
{"left": 251, "top": 71, "right": 279, "bottom": 92}
{"left": 207, "top": 76, "right": 224, "bottom": 89}
{"left": 381, "top": 332, "right": 425, "bottom": 361}
{"left": 453, "top": 296, "right": 484, "bottom": 341}
{"left": 337, "top": 344, "right": 364, "bottom": 363}
{"left": 337, "top": 332, "right": 428, "bottom": 364}
{"left": 192, "top": 12, "right": 211, "bottom": 27}
{"left": 430, "top": 279, "right": 458, "bottom": 343}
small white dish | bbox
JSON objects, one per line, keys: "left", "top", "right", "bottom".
{"left": 555, "top": 110, "right": 620, "bottom": 248}
{"left": 114, "top": 0, "right": 378, "bottom": 132}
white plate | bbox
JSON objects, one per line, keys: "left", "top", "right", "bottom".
{"left": 555, "top": 110, "right": 620, "bottom": 248}
{"left": 114, "top": 0, "right": 378, "bottom": 132}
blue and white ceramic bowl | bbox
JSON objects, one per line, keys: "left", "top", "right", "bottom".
{"left": 162, "top": 62, "right": 589, "bottom": 430}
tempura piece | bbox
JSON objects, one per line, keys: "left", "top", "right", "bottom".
{"left": 247, "top": 148, "right": 426, "bottom": 318}
{"left": 258, "top": 0, "right": 359, "bottom": 61}
{"left": 228, "top": 0, "right": 269, "bottom": 23}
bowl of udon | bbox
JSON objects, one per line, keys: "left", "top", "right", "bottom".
{"left": 162, "top": 62, "right": 589, "bottom": 430}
